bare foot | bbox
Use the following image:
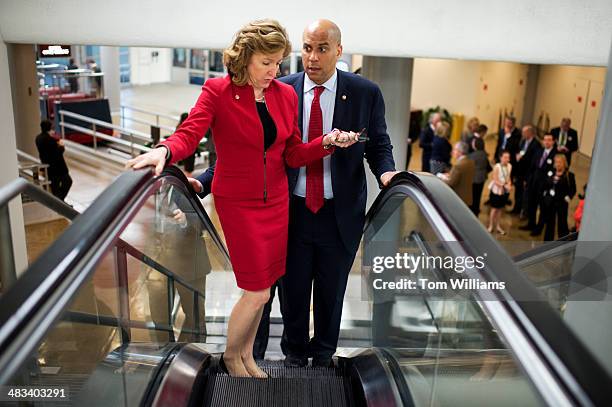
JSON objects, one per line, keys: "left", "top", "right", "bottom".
{"left": 223, "top": 353, "right": 251, "bottom": 377}
{"left": 242, "top": 355, "right": 268, "bottom": 379}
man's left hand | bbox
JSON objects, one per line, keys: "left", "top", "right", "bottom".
{"left": 380, "top": 171, "right": 399, "bottom": 186}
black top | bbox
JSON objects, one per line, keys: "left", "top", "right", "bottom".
{"left": 256, "top": 101, "right": 277, "bottom": 151}
{"left": 35, "top": 132, "right": 69, "bottom": 176}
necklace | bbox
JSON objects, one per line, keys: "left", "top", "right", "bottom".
{"left": 255, "top": 94, "right": 265, "bottom": 102}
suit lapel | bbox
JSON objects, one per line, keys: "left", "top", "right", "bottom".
{"left": 294, "top": 73, "right": 305, "bottom": 134}
{"left": 332, "top": 69, "right": 348, "bottom": 131}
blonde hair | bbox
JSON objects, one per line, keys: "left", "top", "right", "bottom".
{"left": 554, "top": 153, "right": 568, "bottom": 171}
{"left": 466, "top": 117, "right": 479, "bottom": 131}
{"left": 435, "top": 121, "right": 451, "bottom": 139}
{"left": 223, "top": 19, "right": 291, "bottom": 86}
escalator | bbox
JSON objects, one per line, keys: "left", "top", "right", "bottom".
{"left": 0, "top": 168, "right": 610, "bottom": 406}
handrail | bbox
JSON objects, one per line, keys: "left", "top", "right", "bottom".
{"left": 59, "top": 109, "right": 152, "bottom": 141}
{"left": 0, "top": 178, "right": 78, "bottom": 219}
{"left": 0, "top": 166, "right": 229, "bottom": 384}
{"left": 119, "top": 104, "right": 179, "bottom": 133}
{"left": 364, "top": 171, "right": 611, "bottom": 406}
{"left": 514, "top": 232, "right": 578, "bottom": 263}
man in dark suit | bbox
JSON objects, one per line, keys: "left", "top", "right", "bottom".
{"left": 419, "top": 112, "right": 440, "bottom": 172}
{"left": 495, "top": 116, "right": 521, "bottom": 165}
{"left": 191, "top": 20, "right": 396, "bottom": 367}
{"left": 512, "top": 125, "right": 542, "bottom": 216}
{"left": 519, "top": 134, "right": 557, "bottom": 234}
{"left": 550, "top": 117, "right": 578, "bottom": 167}
{"left": 35, "top": 119, "right": 72, "bottom": 201}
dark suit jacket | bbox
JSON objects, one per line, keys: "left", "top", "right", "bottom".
{"left": 550, "top": 127, "right": 578, "bottom": 164}
{"left": 542, "top": 171, "right": 576, "bottom": 207}
{"left": 515, "top": 138, "right": 542, "bottom": 178}
{"left": 528, "top": 146, "right": 558, "bottom": 192}
{"left": 197, "top": 69, "right": 395, "bottom": 253}
{"left": 35, "top": 132, "right": 69, "bottom": 176}
{"left": 419, "top": 125, "right": 435, "bottom": 154}
{"left": 495, "top": 127, "right": 521, "bottom": 164}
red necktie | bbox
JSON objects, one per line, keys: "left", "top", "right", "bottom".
{"left": 306, "top": 86, "right": 325, "bottom": 213}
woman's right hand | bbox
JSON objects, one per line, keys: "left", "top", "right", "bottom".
{"left": 126, "top": 146, "right": 168, "bottom": 175}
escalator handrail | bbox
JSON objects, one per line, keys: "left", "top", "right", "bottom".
{"left": 513, "top": 232, "right": 578, "bottom": 263}
{"left": 364, "top": 171, "right": 611, "bottom": 406}
{"left": 0, "top": 177, "right": 79, "bottom": 219}
{"left": 0, "top": 166, "right": 229, "bottom": 384}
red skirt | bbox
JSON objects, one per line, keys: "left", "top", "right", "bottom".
{"left": 214, "top": 193, "right": 288, "bottom": 291}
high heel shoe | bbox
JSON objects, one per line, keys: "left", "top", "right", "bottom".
{"left": 218, "top": 353, "right": 229, "bottom": 374}
{"left": 487, "top": 226, "right": 493, "bottom": 233}
{"left": 496, "top": 228, "right": 506, "bottom": 235}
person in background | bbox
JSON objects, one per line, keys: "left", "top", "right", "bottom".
{"left": 495, "top": 116, "right": 520, "bottom": 165}
{"left": 429, "top": 121, "right": 452, "bottom": 175}
{"left": 67, "top": 58, "right": 79, "bottom": 93}
{"left": 468, "top": 137, "right": 491, "bottom": 216}
{"left": 488, "top": 150, "right": 512, "bottom": 235}
{"left": 86, "top": 58, "right": 102, "bottom": 97}
{"left": 550, "top": 117, "right": 578, "bottom": 167}
{"left": 542, "top": 154, "right": 576, "bottom": 241}
{"left": 520, "top": 134, "right": 557, "bottom": 236}
{"left": 462, "top": 116, "right": 480, "bottom": 144}
{"left": 573, "top": 184, "right": 587, "bottom": 232}
{"left": 512, "top": 124, "right": 541, "bottom": 216}
{"left": 440, "top": 141, "right": 475, "bottom": 206}
{"left": 175, "top": 112, "right": 197, "bottom": 177}
{"left": 35, "top": 119, "right": 72, "bottom": 201}
{"left": 419, "top": 112, "right": 441, "bottom": 172}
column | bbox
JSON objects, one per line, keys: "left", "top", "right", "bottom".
{"left": 564, "top": 40, "right": 612, "bottom": 377}
{"left": 361, "top": 56, "right": 413, "bottom": 208}
{"left": 0, "top": 39, "right": 29, "bottom": 279}
{"left": 100, "top": 46, "right": 121, "bottom": 113}
{"left": 7, "top": 44, "right": 40, "bottom": 158}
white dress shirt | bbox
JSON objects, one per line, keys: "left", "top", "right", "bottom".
{"left": 293, "top": 71, "right": 337, "bottom": 199}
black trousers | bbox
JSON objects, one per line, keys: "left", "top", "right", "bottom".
{"left": 49, "top": 173, "right": 72, "bottom": 201}
{"left": 280, "top": 196, "right": 356, "bottom": 360}
{"left": 513, "top": 175, "right": 526, "bottom": 212}
{"left": 421, "top": 152, "right": 431, "bottom": 172}
{"left": 543, "top": 201, "right": 569, "bottom": 241}
{"left": 470, "top": 182, "right": 485, "bottom": 216}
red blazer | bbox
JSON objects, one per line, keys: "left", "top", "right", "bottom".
{"left": 161, "top": 75, "right": 332, "bottom": 200}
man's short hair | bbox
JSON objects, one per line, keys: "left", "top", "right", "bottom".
{"left": 40, "top": 119, "right": 53, "bottom": 132}
{"left": 476, "top": 124, "right": 488, "bottom": 135}
{"left": 455, "top": 141, "right": 469, "bottom": 155}
{"left": 505, "top": 116, "right": 516, "bottom": 125}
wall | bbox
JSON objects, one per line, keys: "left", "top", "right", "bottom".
{"left": 533, "top": 65, "right": 607, "bottom": 157}
{"left": 1, "top": 1, "right": 610, "bottom": 66}
{"left": 410, "top": 59, "right": 528, "bottom": 132}
{"left": 411, "top": 59, "right": 480, "bottom": 119}
{"left": 129, "top": 47, "right": 172, "bottom": 86}
{"left": 0, "top": 38, "right": 28, "bottom": 275}
{"left": 7, "top": 43, "right": 40, "bottom": 157}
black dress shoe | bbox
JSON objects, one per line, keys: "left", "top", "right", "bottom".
{"left": 529, "top": 229, "right": 542, "bottom": 236}
{"left": 283, "top": 354, "right": 307, "bottom": 368}
{"left": 518, "top": 225, "right": 533, "bottom": 231}
{"left": 312, "top": 358, "right": 334, "bottom": 368}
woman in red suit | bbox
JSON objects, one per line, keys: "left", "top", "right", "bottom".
{"left": 126, "top": 20, "right": 355, "bottom": 378}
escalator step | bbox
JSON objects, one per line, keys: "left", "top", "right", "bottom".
{"left": 202, "top": 360, "right": 354, "bottom": 407}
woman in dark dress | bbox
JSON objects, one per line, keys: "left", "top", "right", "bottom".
{"left": 542, "top": 154, "right": 576, "bottom": 240}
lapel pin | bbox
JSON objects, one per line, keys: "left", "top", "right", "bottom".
{"left": 342, "top": 95, "right": 347, "bottom": 100}
{"left": 235, "top": 94, "right": 240, "bottom": 100}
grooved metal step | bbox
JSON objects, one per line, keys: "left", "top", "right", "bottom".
{"left": 202, "top": 359, "right": 355, "bottom": 407}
